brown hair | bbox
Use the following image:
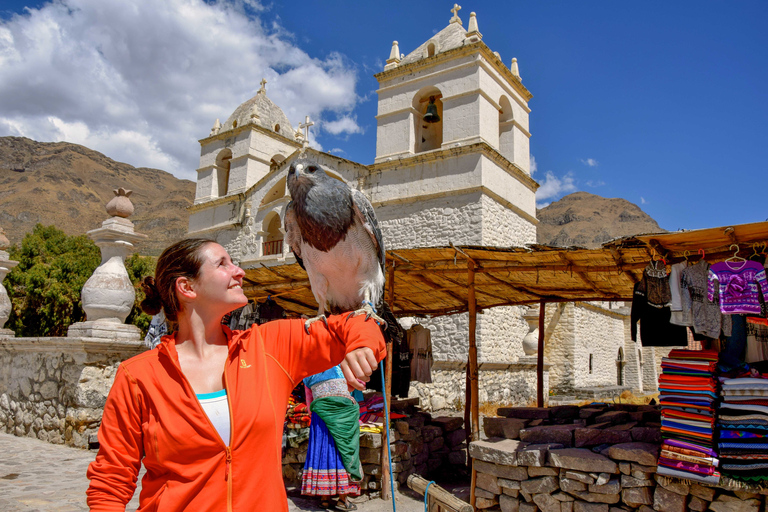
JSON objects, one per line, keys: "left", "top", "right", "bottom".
{"left": 139, "top": 238, "right": 215, "bottom": 322}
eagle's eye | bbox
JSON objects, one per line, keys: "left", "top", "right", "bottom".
{"left": 307, "top": 166, "right": 318, "bottom": 174}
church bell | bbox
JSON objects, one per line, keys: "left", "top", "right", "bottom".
{"left": 423, "top": 97, "right": 440, "bottom": 124}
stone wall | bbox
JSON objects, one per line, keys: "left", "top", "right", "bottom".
{"left": 471, "top": 404, "right": 766, "bottom": 512}
{"left": 0, "top": 337, "right": 144, "bottom": 448}
{"left": 283, "top": 413, "right": 469, "bottom": 494}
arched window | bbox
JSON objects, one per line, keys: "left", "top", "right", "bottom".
{"left": 427, "top": 42, "right": 436, "bottom": 57}
{"left": 274, "top": 124, "right": 280, "bottom": 133}
{"left": 262, "top": 213, "right": 283, "bottom": 256}
{"left": 260, "top": 177, "right": 286, "bottom": 206}
{"left": 588, "top": 354, "right": 593, "bottom": 374}
{"left": 499, "top": 95, "right": 514, "bottom": 161}
{"left": 215, "top": 149, "right": 232, "bottom": 197}
{"left": 269, "top": 154, "right": 286, "bottom": 172}
{"left": 412, "top": 86, "right": 443, "bottom": 154}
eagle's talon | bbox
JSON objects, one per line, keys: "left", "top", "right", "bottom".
{"left": 304, "top": 314, "right": 328, "bottom": 334}
{"left": 348, "top": 303, "right": 388, "bottom": 330}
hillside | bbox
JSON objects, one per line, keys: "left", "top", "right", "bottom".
{"left": 537, "top": 191, "right": 664, "bottom": 248}
{"left": 0, "top": 137, "right": 195, "bottom": 255}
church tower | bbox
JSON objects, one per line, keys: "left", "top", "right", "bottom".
{"left": 188, "top": 80, "right": 302, "bottom": 244}
{"left": 370, "top": 7, "right": 538, "bottom": 249}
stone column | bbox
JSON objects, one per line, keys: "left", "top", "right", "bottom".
{"left": 67, "top": 188, "right": 147, "bottom": 341}
{"left": 521, "top": 305, "right": 539, "bottom": 356}
{"left": 0, "top": 227, "right": 19, "bottom": 337}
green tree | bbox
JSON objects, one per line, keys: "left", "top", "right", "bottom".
{"left": 6, "top": 225, "right": 100, "bottom": 336}
{"left": 6, "top": 225, "right": 157, "bottom": 337}
{"left": 125, "top": 252, "right": 157, "bottom": 337}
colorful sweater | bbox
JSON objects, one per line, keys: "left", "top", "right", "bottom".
{"left": 708, "top": 261, "right": 768, "bottom": 315}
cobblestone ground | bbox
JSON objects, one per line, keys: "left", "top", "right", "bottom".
{"left": 0, "top": 433, "right": 447, "bottom": 512}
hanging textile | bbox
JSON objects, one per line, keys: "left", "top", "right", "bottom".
{"left": 409, "top": 324, "right": 434, "bottom": 383}
{"left": 708, "top": 260, "right": 768, "bottom": 315}
{"left": 681, "top": 261, "right": 731, "bottom": 339}
{"left": 630, "top": 264, "right": 688, "bottom": 347}
{"left": 257, "top": 297, "right": 286, "bottom": 324}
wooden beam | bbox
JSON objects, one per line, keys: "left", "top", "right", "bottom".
{"left": 400, "top": 263, "right": 649, "bottom": 275}
{"left": 559, "top": 253, "right": 608, "bottom": 296}
{"left": 537, "top": 301, "right": 546, "bottom": 408}
{"left": 243, "top": 279, "right": 310, "bottom": 293}
{"left": 608, "top": 246, "right": 639, "bottom": 285}
{"left": 467, "top": 259, "right": 480, "bottom": 443}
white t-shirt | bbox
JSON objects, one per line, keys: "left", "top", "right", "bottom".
{"left": 197, "top": 389, "right": 230, "bottom": 445}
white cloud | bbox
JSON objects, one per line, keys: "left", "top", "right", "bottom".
{"left": 329, "top": 148, "right": 346, "bottom": 154}
{"left": 640, "top": 197, "right": 647, "bottom": 204}
{"left": 580, "top": 158, "right": 599, "bottom": 167}
{"left": 323, "top": 116, "right": 363, "bottom": 136}
{"left": 535, "top": 171, "right": 576, "bottom": 208}
{"left": 530, "top": 155, "right": 538, "bottom": 175}
{"left": 0, "top": 0, "right": 360, "bottom": 179}
{"left": 586, "top": 180, "right": 605, "bottom": 187}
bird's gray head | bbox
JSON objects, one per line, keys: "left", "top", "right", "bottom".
{"left": 287, "top": 158, "right": 334, "bottom": 196}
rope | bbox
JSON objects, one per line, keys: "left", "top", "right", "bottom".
{"left": 424, "top": 480, "right": 436, "bottom": 512}
{"left": 380, "top": 363, "right": 396, "bottom": 512}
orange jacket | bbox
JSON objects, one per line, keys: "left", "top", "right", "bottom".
{"left": 86, "top": 315, "right": 385, "bottom": 512}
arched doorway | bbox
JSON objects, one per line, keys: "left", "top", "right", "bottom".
{"left": 617, "top": 348, "right": 625, "bottom": 386}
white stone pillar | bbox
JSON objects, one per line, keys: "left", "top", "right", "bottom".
{"left": 67, "top": 188, "right": 147, "bottom": 341}
{"left": 0, "top": 227, "right": 19, "bottom": 337}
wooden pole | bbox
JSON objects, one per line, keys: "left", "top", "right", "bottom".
{"left": 536, "top": 300, "right": 546, "bottom": 408}
{"left": 381, "top": 261, "right": 396, "bottom": 500}
{"left": 468, "top": 259, "right": 479, "bottom": 510}
{"left": 407, "top": 474, "right": 474, "bottom": 512}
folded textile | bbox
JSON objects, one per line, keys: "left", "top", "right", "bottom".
{"left": 656, "top": 464, "right": 721, "bottom": 484}
{"left": 661, "top": 409, "right": 715, "bottom": 423}
{"left": 720, "top": 429, "right": 768, "bottom": 439}
{"left": 722, "top": 377, "right": 768, "bottom": 386}
{"left": 658, "top": 457, "right": 717, "bottom": 475}
{"left": 661, "top": 418, "right": 714, "bottom": 432}
{"left": 720, "top": 403, "right": 768, "bottom": 415}
{"left": 660, "top": 449, "right": 719, "bottom": 467}
{"left": 718, "top": 441, "right": 768, "bottom": 450}
{"left": 667, "top": 349, "right": 720, "bottom": 361}
{"left": 663, "top": 438, "right": 717, "bottom": 457}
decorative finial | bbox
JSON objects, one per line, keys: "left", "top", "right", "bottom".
{"left": 450, "top": 4, "right": 462, "bottom": 25}
{"left": 511, "top": 57, "right": 521, "bottom": 79}
{"left": 258, "top": 78, "right": 267, "bottom": 94}
{"left": 386, "top": 41, "right": 401, "bottom": 65}
{"left": 210, "top": 118, "right": 221, "bottom": 136}
{"left": 465, "top": 12, "right": 481, "bottom": 40}
{"left": 294, "top": 129, "right": 305, "bottom": 142}
{"left": 299, "top": 116, "right": 314, "bottom": 147}
{"left": 105, "top": 188, "right": 134, "bottom": 218}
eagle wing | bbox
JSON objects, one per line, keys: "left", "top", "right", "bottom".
{"left": 351, "top": 188, "right": 385, "bottom": 273}
{"left": 283, "top": 201, "right": 305, "bottom": 270}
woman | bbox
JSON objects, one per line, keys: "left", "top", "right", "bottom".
{"left": 86, "top": 238, "right": 385, "bottom": 512}
{"left": 302, "top": 365, "right": 363, "bottom": 511}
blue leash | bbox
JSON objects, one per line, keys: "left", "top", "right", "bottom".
{"left": 424, "top": 480, "right": 436, "bottom": 512}
{"left": 380, "top": 363, "right": 397, "bottom": 512}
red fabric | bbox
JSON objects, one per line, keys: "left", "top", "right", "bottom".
{"left": 667, "top": 349, "right": 719, "bottom": 361}
{"left": 661, "top": 409, "right": 715, "bottom": 424}
{"left": 86, "top": 316, "right": 385, "bottom": 512}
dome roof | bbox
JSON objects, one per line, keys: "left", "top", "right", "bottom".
{"left": 400, "top": 22, "right": 467, "bottom": 65}
{"left": 221, "top": 90, "right": 295, "bottom": 139}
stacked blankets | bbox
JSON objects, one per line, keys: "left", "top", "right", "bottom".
{"left": 657, "top": 349, "right": 721, "bottom": 484}
{"left": 717, "top": 377, "right": 768, "bottom": 482}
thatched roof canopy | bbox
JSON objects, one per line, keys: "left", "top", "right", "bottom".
{"left": 241, "top": 221, "right": 768, "bottom": 318}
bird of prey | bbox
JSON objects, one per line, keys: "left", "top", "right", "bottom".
{"left": 284, "top": 154, "right": 386, "bottom": 331}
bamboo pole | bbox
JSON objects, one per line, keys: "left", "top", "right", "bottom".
{"left": 536, "top": 300, "right": 546, "bottom": 408}
{"left": 468, "top": 259, "right": 479, "bottom": 510}
{"left": 407, "top": 474, "right": 473, "bottom": 512}
{"left": 381, "top": 261, "right": 396, "bottom": 500}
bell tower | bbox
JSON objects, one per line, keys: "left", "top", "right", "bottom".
{"left": 371, "top": 7, "right": 538, "bottom": 248}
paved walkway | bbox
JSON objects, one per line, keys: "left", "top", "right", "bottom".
{"left": 0, "top": 433, "right": 456, "bottom": 512}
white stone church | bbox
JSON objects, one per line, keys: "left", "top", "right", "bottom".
{"left": 187, "top": 7, "right": 664, "bottom": 409}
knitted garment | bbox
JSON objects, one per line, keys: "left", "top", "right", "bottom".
{"left": 708, "top": 260, "right": 768, "bottom": 315}
{"left": 681, "top": 261, "right": 731, "bottom": 339}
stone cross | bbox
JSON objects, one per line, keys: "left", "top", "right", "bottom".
{"left": 299, "top": 115, "right": 314, "bottom": 146}
{"left": 258, "top": 78, "right": 267, "bottom": 93}
{"left": 450, "top": 3, "right": 462, "bottom": 24}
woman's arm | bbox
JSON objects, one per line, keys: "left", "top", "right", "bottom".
{"left": 86, "top": 365, "right": 143, "bottom": 512}
{"left": 258, "top": 314, "right": 386, "bottom": 389}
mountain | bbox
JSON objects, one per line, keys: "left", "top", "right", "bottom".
{"left": 536, "top": 191, "right": 664, "bottom": 248}
{"left": 0, "top": 137, "right": 195, "bottom": 256}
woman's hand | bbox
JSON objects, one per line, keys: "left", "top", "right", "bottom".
{"left": 340, "top": 347, "right": 379, "bottom": 391}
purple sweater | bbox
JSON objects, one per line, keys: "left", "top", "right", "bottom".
{"left": 708, "top": 260, "right": 768, "bottom": 315}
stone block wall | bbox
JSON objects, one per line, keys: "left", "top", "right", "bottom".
{"left": 282, "top": 414, "right": 469, "bottom": 494}
{"left": 0, "top": 337, "right": 144, "bottom": 448}
{"left": 471, "top": 404, "right": 767, "bottom": 512}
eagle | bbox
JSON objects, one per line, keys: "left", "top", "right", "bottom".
{"left": 284, "top": 155, "right": 387, "bottom": 331}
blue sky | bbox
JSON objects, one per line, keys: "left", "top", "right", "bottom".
{"left": 1, "top": 1, "right": 766, "bottom": 232}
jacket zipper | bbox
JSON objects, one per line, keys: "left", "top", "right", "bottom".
{"left": 160, "top": 344, "right": 236, "bottom": 511}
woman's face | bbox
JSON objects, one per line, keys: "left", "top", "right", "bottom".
{"left": 190, "top": 243, "right": 248, "bottom": 314}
